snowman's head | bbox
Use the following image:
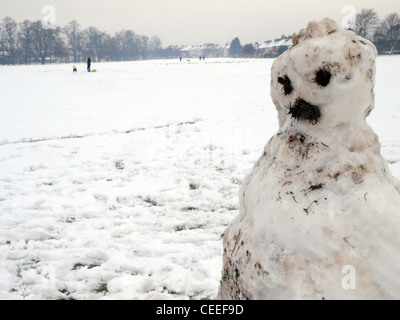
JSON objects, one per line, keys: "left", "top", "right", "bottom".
{"left": 271, "top": 18, "right": 378, "bottom": 128}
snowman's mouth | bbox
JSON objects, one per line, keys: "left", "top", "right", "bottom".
{"left": 287, "top": 98, "right": 321, "bottom": 125}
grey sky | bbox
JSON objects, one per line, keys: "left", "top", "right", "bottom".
{"left": 1, "top": 0, "right": 399, "bottom": 46}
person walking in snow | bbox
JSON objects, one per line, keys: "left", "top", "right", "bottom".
{"left": 87, "top": 56, "right": 91, "bottom": 72}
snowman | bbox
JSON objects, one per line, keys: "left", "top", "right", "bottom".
{"left": 218, "top": 18, "right": 400, "bottom": 300}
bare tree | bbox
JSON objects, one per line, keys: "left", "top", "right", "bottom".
{"left": 95, "top": 31, "right": 109, "bottom": 62}
{"left": 99, "top": 33, "right": 113, "bottom": 61}
{"left": 1, "top": 17, "right": 18, "bottom": 64}
{"left": 63, "top": 20, "right": 82, "bottom": 62}
{"left": 355, "top": 9, "right": 380, "bottom": 40}
{"left": 376, "top": 13, "right": 400, "bottom": 54}
{"left": 138, "top": 35, "right": 149, "bottom": 60}
{"left": 0, "top": 24, "right": 6, "bottom": 57}
{"left": 115, "top": 30, "right": 137, "bottom": 60}
{"left": 47, "top": 26, "right": 64, "bottom": 63}
{"left": 83, "top": 26, "right": 97, "bottom": 60}
{"left": 19, "top": 20, "right": 34, "bottom": 64}
{"left": 158, "top": 45, "right": 181, "bottom": 59}
{"left": 241, "top": 43, "right": 256, "bottom": 57}
{"left": 148, "top": 36, "right": 162, "bottom": 58}
{"left": 32, "top": 21, "right": 47, "bottom": 64}
{"left": 82, "top": 26, "right": 108, "bottom": 62}
{"left": 52, "top": 30, "right": 68, "bottom": 62}
{"left": 32, "top": 21, "right": 61, "bottom": 64}
{"left": 0, "top": 15, "right": 166, "bottom": 64}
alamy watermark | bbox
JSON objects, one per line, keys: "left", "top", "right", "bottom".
{"left": 42, "top": 264, "right": 57, "bottom": 291}
{"left": 342, "top": 265, "right": 356, "bottom": 290}
{"left": 42, "top": 5, "right": 57, "bottom": 29}
{"left": 342, "top": 5, "right": 356, "bottom": 30}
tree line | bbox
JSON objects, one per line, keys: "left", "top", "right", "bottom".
{"left": 1, "top": 9, "right": 399, "bottom": 65}
{"left": 0, "top": 17, "right": 182, "bottom": 65}
{"left": 227, "top": 9, "right": 400, "bottom": 58}
{"left": 354, "top": 9, "right": 400, "bottom": 54}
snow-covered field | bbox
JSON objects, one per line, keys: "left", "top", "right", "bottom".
{"left": 0, "top": 57, "right": 399, "bottom": 300}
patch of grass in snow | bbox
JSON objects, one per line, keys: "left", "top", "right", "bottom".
{"left": 95, "top": 283, "right": 108, "bottom": 296}
{"left": 58, "top": 289, "right": 76, "bottom": 300}
{"left": 162, "top": 286, "right": 179, "bottom": 296}
{"left": 115, "top": 160, "right": 125, "bottom": 170}
{"left": 189, "top": 292, "right": 213, "bottom": 300}
{"left": 16, "top": 267, "right": 22, "bottom": 278}
{"left": 231, "top": 178, "right": 242, "bottom": 185}
{"left": 72, "top": 263, "right": 101, "bottom": 270}
{"left": 225, "top": 205, "right": 238, "bottom": 211}
{"left": 72, "top": 263, "right": 85, "bottom": 270}
{"left": 108, "top": 204, "right": 119, "bottom": 211}
{"left": 175, "top": 224, "right": 206, "bottom": 232}
{"left": 182, "top": 206, "right": 199, "bottom": 212}
{"left": 143, "top": 196, "right": 159, "bottom": 207}
{"left": 59, "top": 296, "right": 76, "bottom": 301}
{"left": 65, "top": 217, "right": 76, "bottom": 223}
{"left": 189, "top": 183, "right": 200, "bottom": 190}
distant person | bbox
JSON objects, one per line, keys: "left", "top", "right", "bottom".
{"left": 73, "top": 66, "right": 77, "bottom": 72}
{"left": 203, "top": 56, "right": 206, "bottom": 61}
{"left": 87, "top": 56, "right": 91, "bottom": 72}
{"left": 180, "top": 57, "right": 182, "bottom": 62}
{"left": 199, "top": 56, "right": 202, "bottom": 62}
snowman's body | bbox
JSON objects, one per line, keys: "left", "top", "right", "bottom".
{"left": 218, "top": 18, "right": 400, "bottom": 300}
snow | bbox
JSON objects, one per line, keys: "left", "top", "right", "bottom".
{"left": 0, "top": 54, "right": 399, "bottom": 300}
{"left": 219, "top": 18, "right": 400, "bottom": 300}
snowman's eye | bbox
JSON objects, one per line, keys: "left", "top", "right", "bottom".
{"left": 277, "top": 75, "right": 293, "bottom": 96}
{"left": 313, "top": 68, "right": 332, "bottom": 87}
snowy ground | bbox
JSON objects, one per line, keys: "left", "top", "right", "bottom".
{"left": 0, "top": 57, "right": 399, "bottom": 300}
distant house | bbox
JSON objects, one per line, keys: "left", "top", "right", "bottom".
{"left": 223, "top": 43, "right": 231, "bottom": 57}
{"left": 258, "top": 36, "right": 293, "bottom": 58}
{"left": 177, "top": 36, "right": 294, "bottom": 60}
{"left": 179, "top": 45, "right": 195, "bottom": 58}
{"left": 202, "top": 43, "right": 225, "bottom": 58}
{"left": 0, "top": 51, "right": 9, "bottom": 65}
{"left": 179, "top": 43, "right": 225, "bottom": 58}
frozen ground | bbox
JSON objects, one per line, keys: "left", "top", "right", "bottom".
{"left": 0, "top": 57, "right": 399, "bottom": 300}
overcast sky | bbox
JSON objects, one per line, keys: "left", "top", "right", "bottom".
{"left": 1, "top": 0, "right": 399, "bottom": 46}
